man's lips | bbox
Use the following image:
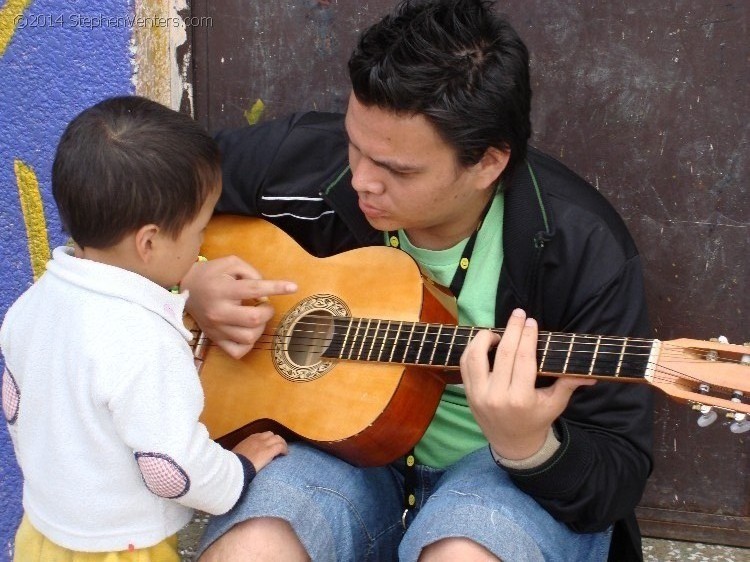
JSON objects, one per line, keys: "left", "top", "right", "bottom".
{"left": 358, "top": 198, "right": 386, "bottom": 218}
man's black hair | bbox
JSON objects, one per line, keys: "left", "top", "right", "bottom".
{"left": 349, "top": 0, "right": 531, "bottom": 179}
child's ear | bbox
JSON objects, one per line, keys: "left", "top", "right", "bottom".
{"left": 134, "top": 224, "right": 160, "bottom": 263}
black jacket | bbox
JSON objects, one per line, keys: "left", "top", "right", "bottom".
{"left": 214, "top": 111, "right": 654, "bottom": 562}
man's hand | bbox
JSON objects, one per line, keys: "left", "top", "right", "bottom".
{"left": 180, "top": 255, "right": 297, "bottom": 359}
{"left": 232, "top": 431, "right": 288, "bottom": 472}
{"left": 460, "top": 308, "right": 596, "bottom": 461}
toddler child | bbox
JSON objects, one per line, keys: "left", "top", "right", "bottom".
{"left": 0, "top": 95, "right": 287, "bottom": 561}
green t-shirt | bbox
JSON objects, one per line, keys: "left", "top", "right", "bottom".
{"left": 392, "top": 191, "right": 505, "bottom": 467}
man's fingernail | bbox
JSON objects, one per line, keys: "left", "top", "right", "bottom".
{"left": 512, "top": 308, "right": 525, "bottom": 317}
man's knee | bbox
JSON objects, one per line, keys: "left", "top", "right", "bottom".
{"left": 199, "top": 517, "right": 309, "bottom": 562}
{"left": 419, "top": 537, "right": 501, "bottom": 562}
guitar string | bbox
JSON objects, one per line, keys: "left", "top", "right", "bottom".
{"left": 224, "top": 322, "right": 660, "bottom": 350}
{"left": 283, "top": 315, "right": 662, "bottom": 346}
{"left": 186, "top": 324, "right": 745, "bottom": 363}
{"left": 187, "top": 325, "right": 746, "bottom": 365}
{"left": 257, "top": 315, "right": 746, "bottom": 359}
{"left": 191, "top": 334, "right": 750, "bottom": 405}
{"left": 188, "top": 332, "right": 750, "bottom": 397}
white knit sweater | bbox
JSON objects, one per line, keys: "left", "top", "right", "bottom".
{"left": 0, "top": 247, "right": 245, "bottom": 552}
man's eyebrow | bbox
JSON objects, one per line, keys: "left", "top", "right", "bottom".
{"left": 374, "top": 155, "right": 422, "bottom": 173}
{"left": 344, "top": 129, "right": 423, "bottom": 173}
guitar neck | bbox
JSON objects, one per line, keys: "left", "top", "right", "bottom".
{"left": 321, "top": 317, "right": 657, "bottom": 381}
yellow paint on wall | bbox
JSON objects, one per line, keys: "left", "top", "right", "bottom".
{"left": 244, "top": 99, "right": 265, "bottom": 125}
{"left": 133, "top": 0, "right": 171, "bottom": 106}
{"left": 0, "top": 0, "right": 33, "bottom": 57}
{"left": 14, "top": 159, "right": 50, "bottom": 280}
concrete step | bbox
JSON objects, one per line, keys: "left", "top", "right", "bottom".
{"left": 177, "top": 514, "right": 750, "bottom": 561}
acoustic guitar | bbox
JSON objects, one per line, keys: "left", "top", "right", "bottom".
{"left": 193, "top": 215, "right": 750, "bottom": 467}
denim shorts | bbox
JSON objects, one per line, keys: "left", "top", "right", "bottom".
{"left": 198, "top": 443, "right": 612, "bottom": 562}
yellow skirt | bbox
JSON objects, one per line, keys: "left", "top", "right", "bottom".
{"left": 14, "top": 515, "right": 180, "bottom": 562}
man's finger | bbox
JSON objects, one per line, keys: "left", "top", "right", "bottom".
{"left": 506, "top": 317, "right": 539, "bottom": 391}
{"left": 224, "top": 278, "right": 298, "bottom": 302}
{"left": 492, "top": 308, "right": 527, "bottom": 379}
{"left": 460, "top": 330, "right": 500, "bottom": 391}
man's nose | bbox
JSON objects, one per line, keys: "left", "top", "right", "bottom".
{"left": 351, "top": 157, "right": 385, "bottom": 195}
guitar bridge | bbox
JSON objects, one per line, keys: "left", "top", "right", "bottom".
{"left": 193, "top": 330, "right": 209, "bottom": 373}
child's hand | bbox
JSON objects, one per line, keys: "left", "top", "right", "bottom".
{"left": 232, "top": 431, "right": 288, "bottom": 471}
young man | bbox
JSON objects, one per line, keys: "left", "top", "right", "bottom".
{"left": 183, "top": 1, "right": 653, "bottom": 560}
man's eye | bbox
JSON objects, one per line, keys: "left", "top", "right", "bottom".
{"left": 388, "top": 168, "right": 413, "bottom": 177}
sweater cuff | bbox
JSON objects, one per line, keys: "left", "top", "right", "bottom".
{"left": 504, "top": 419, "right": 595, "bottom": 497}
{"left": 490, "top": 426, "right": 561, "bottom": 470}
{"left": 235, "top": 453, "right": 257, "bottom": 498}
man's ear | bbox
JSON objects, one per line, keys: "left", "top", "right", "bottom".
{"left": 474, "top": 146, "right": 510, "bottom": 189}
{"left": 134, "top": 224, "right": 160, "bottom": 263}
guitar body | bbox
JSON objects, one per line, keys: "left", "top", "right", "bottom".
{"left": 194, "top": 216, "right": 750, "bottom": 465}
{"left": 197, "top": 215, "right": 457, "bottom": 467}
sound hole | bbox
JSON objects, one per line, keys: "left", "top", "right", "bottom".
{"left": 287, "top": 312, "right": 334, "bottom": 367}
{"left": 273, "top": 294, "right": 347, "bottom": 382}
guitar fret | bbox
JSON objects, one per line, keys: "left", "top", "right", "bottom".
{"left": 389, "top": 321, "right": 404, "bottom": 363}
{"left": 445, "top": 326, "right": 459, "bottom": 366}
{"left": 403, "top": 322, "right": 417, "bottom": 363}
{"left": 588, "top": 335, "right": 602, "bottom": 376}
{"left": 376, "top": 320, "right": 390, "bottom": 362}
{"left": 357, "top": 319, "right": 373, "bottom": 361}
{"left": 348, "top": 318, "right": 365, "bottom": 360}
{"left": 466, "top": 327, "right": 479, "bottom": 363}
{"left": 415, "top": 324, "right": 430, "bottom": 364}
{"left": 366, "top": 320, "right": 382, "bottom": 362}
{"left": 428, "top": 325, "right": 443, "bottom": 365}
{"left": 330, "top": 316, "right": 649, "bottom": 379}
{"left": 339, "top": 318, "right": 355, "bottom": 359}
{"left": 615, "top": 337, "right": 628, "bottom": 377}
{"left": 539, "top": 332, "right": 552, "bottom": 371}
{"left": 562, "top": 334, "right": 576, "bottom": 374}
{"left": 620, "top": 338, "right": 650, "bottom": 378}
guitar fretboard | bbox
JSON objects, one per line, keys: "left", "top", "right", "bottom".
{"left": 322, "top": 318, "right": 653, "bottom": 380}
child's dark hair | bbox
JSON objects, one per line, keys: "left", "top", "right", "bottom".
{"left": 52, "top": 95, "right": 221, "bottom": 249}
{"left": 349, "top": 0, "right": 531, "bottom": 180}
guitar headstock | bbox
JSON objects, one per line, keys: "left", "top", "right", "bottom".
{"left": 649, "top": 337, "right": 750, "bottom": 433}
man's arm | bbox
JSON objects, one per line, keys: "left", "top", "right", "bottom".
{"left": 182, "top": 112, "right": 363, "bottom": 357}
{"left": 509, "top": 253, "right": 653, "bottom": 532}
{"left": 180, "top": 257, "right": 297, "bottom": 359}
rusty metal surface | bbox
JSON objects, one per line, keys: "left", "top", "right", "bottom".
{"left": 192, "top": 0, "right": 380, "bottom": 128}
{"left": 190, "top": 0, "right": 749, "bottom": 545}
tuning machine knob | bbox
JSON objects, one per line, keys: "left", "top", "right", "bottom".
{"left": 694, "top": 384, "right": 718, "bottom": 427}
{"left": 705, "top": 335, "right": 729, "bottom": 361}
{"left": 726, "top": 391, "right": 750, "bottom": 434}
{"left": 730, "top": 417, "right": 750, "bottom": 434}
{"left": 696, "top": 406, "right": 718, "bottom": 427}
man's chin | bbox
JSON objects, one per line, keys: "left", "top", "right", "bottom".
{"left": 364, "top": 215, "right": 400, "bottom": 233}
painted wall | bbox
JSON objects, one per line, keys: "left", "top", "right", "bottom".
{"left": 0, "top": 0, "right": 133, "bottom": 557}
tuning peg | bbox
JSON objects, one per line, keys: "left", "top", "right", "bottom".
{"left": 693, "top": 384, "right": 718, "bottom": 427}
{"left": 741, "top": 342, "right": 750, "bottom": 366}
{"left": 697, "top": 407, "right": 718, "bottom": 427}
{"left": 730, "top": 416, "right": 750, "bottom": 434}
{"left": 725, "top": 391, "right": 750, "bottom": 433}
{"left": 706, "top": 336, "right": 729, "bottom": 361}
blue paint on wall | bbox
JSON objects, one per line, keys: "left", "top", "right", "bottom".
{"left": 0, "top": 0, "right": 133, "bottom": 557}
